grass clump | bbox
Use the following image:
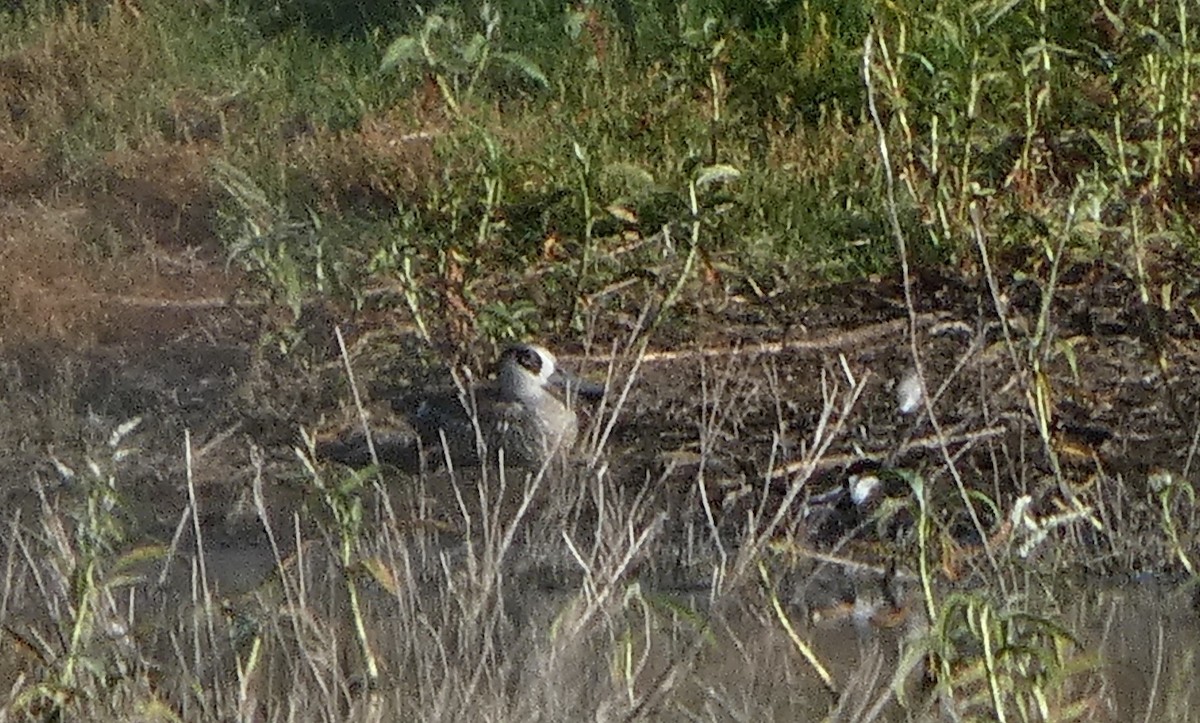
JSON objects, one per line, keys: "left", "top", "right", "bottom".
{"left": 0, "top": 0, "right": 1199, "bottom": 720}
{"left": 4, "top": 0, "right": 1194, "bottom": 326}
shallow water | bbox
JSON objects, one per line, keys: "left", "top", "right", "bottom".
{"left": 136, "top": 522, "right": 1200, "bottom": 721}
{"left": 2, "top": 280, "right": 1199, "bottom": 719}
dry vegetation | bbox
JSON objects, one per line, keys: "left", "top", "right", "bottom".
{"left": 0, "top": 0, "right": 1199, "bottom": 720}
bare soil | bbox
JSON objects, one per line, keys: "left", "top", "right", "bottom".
{"left": 1, "top": 152, "right": 1199, "bottom": 583}
{"left": 3, "top": 149, "right": 1200, "bottom": 723}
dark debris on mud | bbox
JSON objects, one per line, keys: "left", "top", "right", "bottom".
{"left": 1, "top": 261, "right": 1198, "bottom": 585}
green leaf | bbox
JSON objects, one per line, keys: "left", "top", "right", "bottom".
{"left": 497, "top": 51, "right": 549, "bottom": 90}
{"left": 694, "top": 164, "right": 741, "bottom": 190}
{"left": 564, "top": 8, "right": 586, "bottom": 40}
{"left": 380, "top": 35, "right": 422, "bottom": 73}
{"left": 461, "top": 33, "right": 487, "bottom": 64}
{"left": 601, "top": 161, "right": 656, "bottom": 189}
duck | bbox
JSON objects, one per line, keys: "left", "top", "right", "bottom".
{"left": 403, "top": 343, "right": 604, "bottom": 469}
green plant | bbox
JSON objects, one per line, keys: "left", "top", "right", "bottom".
{"left": 380, "top": 2, "right": 548, "bottom": 117}
{"left": 215, "top": 160, "right": 320, "bottom": 322}
{"left": 297, "top": 434, "right": 381, "bottom": 685}
{"left": 477, "top": 298, "right": 538, "bottom": 341}
{"left": 913, "top": 592, "right": 1092, "bottom": 721}
{"left": 1154, "top": 470, "right": 1197, "bottom": 577}
{"left": 9, "top": 418, "right": 164, "bottom": 719}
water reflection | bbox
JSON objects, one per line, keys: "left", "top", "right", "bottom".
{"left": 151, "top": 528, "right": 1200, "bottom": 720}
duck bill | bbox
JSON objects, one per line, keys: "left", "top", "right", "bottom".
{"left": 548, "top": 368, "right": 606, "bottom": 402}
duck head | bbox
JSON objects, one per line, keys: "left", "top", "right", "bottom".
{"left": 497, "top": 343, "right": 605, "bottom": 403}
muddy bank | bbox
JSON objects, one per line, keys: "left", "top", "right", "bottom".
{"left": 0, "top": 260, "right": 1195, "bottom": 579}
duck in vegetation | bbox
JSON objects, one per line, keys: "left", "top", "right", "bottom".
{"left": 405, "top": 343, "right": 604, "bottom": 468}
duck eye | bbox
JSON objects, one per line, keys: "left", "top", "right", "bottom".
{"left": 518, "top": 348, "right": 542, "bottom": 374}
